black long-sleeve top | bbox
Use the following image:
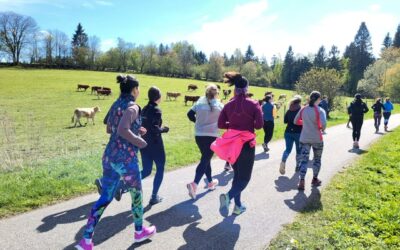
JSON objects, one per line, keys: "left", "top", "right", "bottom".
{"left": 141, "top": 102, "right": 167, "bottom": 144}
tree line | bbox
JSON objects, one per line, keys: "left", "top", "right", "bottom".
{"left": 1, "top": 11, "right": 400, "bottom": 99}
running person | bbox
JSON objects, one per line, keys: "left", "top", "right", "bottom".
{"left": 347, "top": 94, "right": 369, "bottom": 149}
{"left": 383, "top": 97, "right": 394, "bottom": 132}
{"left": 215, "top": 72, "right": 263, "bottom": 216}
{"left": 279, "top": 95, "right": 303, "bottom": 175}
{"left": 294, "top": 91, "right": 327, "bottom": 190}
{"left": 262, "top": 95, "right": 274, "bottom": 152}
{"left": 371, "top": 98, "right": 384, "bottom": 133}
{"left": 186, "top": 84, "right": 224, "bottom": 199}
{"left": 140, "top": 87, "right": 169, "bottom": 205}
{"left": 75, "top": 75, "right": 156, "bottom": 250}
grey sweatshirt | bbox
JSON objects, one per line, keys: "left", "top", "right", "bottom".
{"left": 294, "top": 106, "right": 327, "bottom": 144}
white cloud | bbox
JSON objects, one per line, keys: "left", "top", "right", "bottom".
{"left": 101, "top": 38, "right": 116, "bottom": 51}
{"left": 176, "top": 0, "right": 397, "bottom": 60}
{"left": 0, "top": 0, "right": 65, "bottom": 11}
{"left": 95, "top": 0, "right": 113, "bottom": 6}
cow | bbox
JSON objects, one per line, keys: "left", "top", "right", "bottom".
{"left": 187, "top": 84, "right": 198, "bottom": 91}
{"left": 265, "top": 91, "right": 274, "bottom": 98}
{"left": 222, "top": 89, "right": 232, "bottom": 100}
{"left": 246, "top": 93, "right": 254, "bottom": 98}
{"left": 102, "top": 87, "right": 112, "bottom": 91}
{"left": 77, "top": 84, "right": 90, "bottom": 92}
{"left": 97, "top": 89, "right": 112, "bottom": 99}
{"left": 184, "top": 95, "right": 200, "bottom": 106}
{"left": 91, "top": 86, "right": 102, "bottom": 94}
{"left": 71, "top": 107, "right": 101, "bottom": 127}
{"left": 166, "top": 92, "right": 181, "bottom": 101}
{"left": 278, "top": 94, "right": 287, "bottom": 101}
{"left": 216, "top": 84, "right": 221, "bottom": 90}
{"left": 258, "top": 99, "right": 265, "bottom": 106}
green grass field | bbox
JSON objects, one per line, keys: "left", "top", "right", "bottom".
{"left": 267, "top": 128, "right": 400, "bottom": 249}
{"left": 0, "top": 67, "right": 392, "bottom": 217}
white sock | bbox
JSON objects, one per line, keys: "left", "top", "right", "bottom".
{"left": 84, "top": 238, "right": 92, "bottom": 244}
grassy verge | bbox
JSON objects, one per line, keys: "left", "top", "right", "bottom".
{"left": 267, "top": 128, "right": 400, "bottom": 249}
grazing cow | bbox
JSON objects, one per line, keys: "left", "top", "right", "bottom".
{"left": 77, "top": 84, "right": 90, "bottom": 92}
{"left": 246, "top": 93, "right": 254, "bottom": 98}
{"left": 71, "top": 107, "right": 101, "bottom": 127}
{"left": 97, "top": 89, "right": 112, "bottom": 99}
{"left": 258, "top": 99, "right": 265, "bottom": 106}
{"left": 184, "top": 95, "right": 200, "bottom": 106}
{"left": 187, "top": 84, "right": 198, "bottom": 91}
{"left": 265, "top": 91, "right": 274, "bottom": 98}
{"left": 278, "top": 94, "right": 287, "bottom": 101}
{"left": 222, "top": 89, "right": 232, "bottom": 100}
{"left": 91, "top": 86, "right": 102, "bottom": 94}
{"left": 166, "top": 92, "right": 181, "bottom": 101}
{"left": 216, "top": 84, "right": 221, "bottom": 90}
{"left": 102, "top": 87, "right": 112, "bottom": 91}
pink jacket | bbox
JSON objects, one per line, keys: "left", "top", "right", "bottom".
{"left": 210, "top": 129, "right": 256, "bottom": 165}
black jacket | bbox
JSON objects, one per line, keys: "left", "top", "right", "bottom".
{"left": 284, "top": 105, "right": 302, "bottom": 134}
{"left": 348, "top": 100, "right": 369, "bottom": 119}
{"left": 141, "top": 102, "right": 168, "bottom": 144}
{"left": 371, "top": 102, "right": 384, "bottom": 114}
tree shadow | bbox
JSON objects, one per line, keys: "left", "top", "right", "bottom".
{"left": 348, "top": 148, "right": 369, "bottom": 155}
{"left": 178, "top": 216, "right": 240, "bottom": 250}
{"left": 37, "top": 202, "right": 95, "bottom": 233}
{"left": 64, "top": 125, "right": 86, "bottom": 129}
{"left": 274, "top": 171, "right": 300, "bottom": 192}
{"left": 284, "top": 187, "right": 322, "bottom": 212}
{"left": 144, "top": 192, "right": 207, "bottom": 234}
{"left": 255, "top": 152, "right": 269, "bottom": 161}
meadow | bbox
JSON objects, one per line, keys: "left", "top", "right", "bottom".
{"left": 0, "top": 68, "right": 386, "bottom": 216}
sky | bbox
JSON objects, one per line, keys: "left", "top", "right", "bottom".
{"left": 1, "top": 0, "right": 399, "bottom": 60}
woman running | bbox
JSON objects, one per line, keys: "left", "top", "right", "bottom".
{"left": 214, "top": 72, "right": 263, "bottom": 216}
{"left": 371, "top": 98, "right": 384, "bottom": 133}
{"left": 279, "top": 95, "right": 303, "bottom": 175}
{"left": 294, "top": 91, "right": 327, "bottom": 190}
{"left": 383, "top": 97, "right": 394, "bottom": 132}
{"left": 75, "top": 75, "right": 156, "bottom": 250}
{"left": 262, "top": 95, "right": 274, "bottom": 152}
{"left": 140, "top": 87, "right": 169, "bottom": 205}
{"left": 347, "top": 94, "right": 369, "bottom": 149}
{"left": 186, "top": 84, "right": 224, "bottom": 199}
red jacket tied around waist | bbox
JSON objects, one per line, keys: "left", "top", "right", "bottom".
{"left": 210, "top": 129, "right": 256, "bottom": 165}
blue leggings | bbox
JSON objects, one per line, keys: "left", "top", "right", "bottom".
{"left": 299, "top": 142, "right": 324, "bottom": 179}
{"left": 282, "top": 132, "right": 301, "bottom": 166}
{"left": 140, "top": 142, "right": 165, "bottom": 197}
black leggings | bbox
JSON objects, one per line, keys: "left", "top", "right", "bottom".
{"left": 194, "top": 136, "right": 216, "bottom": 184}
{"left": 227, "top": 142, "right": 255, "bottom": 207}
{"left": 263, "top": 120, "right": 274, "bottom": 144}
{"left": 351, "top": 118, "right": 363, "bottom": 141}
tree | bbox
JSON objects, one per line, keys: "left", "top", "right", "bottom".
{"left": 344, "top": 22, "right": 375, "bottom": 95}
{"left": 71, "top": 23, "right": 89, "bottom": 66}
{"left": 313, "top": 46, "right": 327, "bottom": 68}
{"left": 244, "top": 45, "right": 255, "bottom": 62}
{"left": 206, "top": 51, "right": 224, "bottom": 81}
{"left": 292, "top": 56, "right": 312, "bottom": 84}
{"left": 393, "top": 24, "right": 400, "bottom": 48}
{"left": 296, "top": 68, "right": 342, "bottom": 111}
{"left": 173, "top": 41, "right": 195, "bottom": 77}
{"left": 223, "top": 53, "right": 230, "bottom": 66}
{"left": 382, "top": 32, "right": 392, "bottom": 50}
{"left": 194, "top": 51, "right": 207, "bottom": 65}
{"left": 44, "top": 30, "right": 54, "bottom": 63}
{"left": 385, "top": 63, "right": 400, "bottom": 101}
{"left": 233, "top": 48, "right": 244, "bottom": 70}
{"left": 0, "top": 12, "right": 38, "bottom": 64}
{"left": 327, "top": 45, "right": 341, "bottom": 71}
{"left": 88, "top": 35, "right": 101, "bottom": 68}
{"left": 281, "top": 46, "right": 295, "bottom": 88}
{"left": 357, "top": 60, "right": 389, "bottom": 98}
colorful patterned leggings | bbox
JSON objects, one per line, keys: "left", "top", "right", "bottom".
{"left": 83, "top": 160, "right": 143, "bottom": 239}
{"left": 299, "top": 142, "right": 324, "bottom": 179}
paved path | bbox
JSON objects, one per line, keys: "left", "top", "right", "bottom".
{"left": 1, "top": 115, "right": 399, "bottom": 250}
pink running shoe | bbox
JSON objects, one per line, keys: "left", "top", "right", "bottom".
{"left": 134, "top": 226, "right": 156, "bottom": 243}
{"left": 187, "top": 182, "right": 197, "bottom": 199}
{"left": 207, "top": 179, "right": 219, "bottom": 191}
{"left": 75, "top": 239, "right": 93, "bottom": 250}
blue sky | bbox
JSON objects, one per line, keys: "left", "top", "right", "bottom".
{"left": 1, "top": 0, "right": 399, "bottom": 59}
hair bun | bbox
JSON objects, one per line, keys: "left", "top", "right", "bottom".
{"left": 116, "top": 75, "right": 126, "bottom": 84}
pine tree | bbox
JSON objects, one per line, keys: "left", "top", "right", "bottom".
{"left": 313, "top": 46, "right": 326, "bottom": 68}
{"left": 382, "top": 33, "right": 392, "bottom": 50}
{"left": 327, "top": 45, "right": 341, "bottom": 71}
{"left": 244, "top": 45, "right": 255, "bottom": 62}
{"left": 223, "top": 52, "right": 230, "bottom": 66}
{"left": 343, "top": 22, "right": 375, "bottom": 95}
{"left": 292, "top": 56, "right": 312, "bottom": 84}
{"left": 393, "top": 24, "right": 400, "bottom": 48}
{"left": 281, "top": 46, "right": 295, "bottom": 88}
{"left": 71, "top": 23, "right": 88, "bottom": 48}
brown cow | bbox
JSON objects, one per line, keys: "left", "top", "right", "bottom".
{"left": 102, "top": 87, "right": 112, "bottom": 91}
{"left": 223, "top": 89, "right": 232, "bottom": 100}
{"left": 184, "top": 95, "right": 200, "bottom": 106}
{"left": 278, "top": 94, "right": 287, "bottom": 101}
{"left": 77, "top": 84, "right": 90, "bottom": 91}
{"left": 91, "top": 86, "right": 102, "bottom": 94}
{"left": 166, "top": 92, "right": 181, "bottom": 101}
{"left": 71, "top": 107, "right": 100, "bottom": 127}
{"left": 97, "top": 89, "right": 112, "bottom": 99}
{"left": 187, "top": 84, "right": 198, "bottom": 91}
{"left": 216, "top": 84, "right": 221, "bottom": 90}
{"left": 246, "top": 93, "right": 254, "bottom": 98}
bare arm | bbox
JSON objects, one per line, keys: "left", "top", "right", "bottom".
{"left": 117, "top": 105, "right": 147, "bottom": 149}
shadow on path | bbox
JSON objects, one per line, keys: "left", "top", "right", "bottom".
{"left": 274, "top": 171, "right": 300, "bottom": 192}
{"left": 178, "top": 216, "right": 240, "bottom": 250}
{"left": 255, "top": 152, "right": 269, "bottom": 161}
{"left": 284, "top": 187, "right": 322, "bottom": 212}
{"left": 348, "top": 148, "right": 369, "bottom": 155}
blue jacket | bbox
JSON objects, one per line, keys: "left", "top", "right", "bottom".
{"left": 383, "top": 101, "right": 394, "bottom": 112}
{"left": 262, "top": 102, "right": 274, "bottom": 121}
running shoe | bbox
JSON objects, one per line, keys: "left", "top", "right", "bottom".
{"left": 262, "top": 143, "right": 269, "bottom": 152}
{"left": 207, "top": 179, "right": 219, "bottom": 191}
{"left": 297, "top": 179, "right": 305, "bottom": 190}
{"left": 219, "top": 193, "right": 230, "bottom": 217}
{"left": 279, "top": 161, "right": 286, "bottom": 175}
{"left": 224, "top": 162, "right": 232, "bottom": 171}
{"left": 233, "top": 205, "right": 247, "bottom": 215}
{"left": 149, "top": 195, "right": 163, "bottom": 205}
{"left": 134, "top": 226, "right": 156, "bottom": 243}
{"left": 311, "top": 177, "right": 322, "bottom": 187}
{"left": 187, "top": 182, "right": 197, "bottom": 199}
{"left": 75, "top": 239, "right": 93, "bottom": 250}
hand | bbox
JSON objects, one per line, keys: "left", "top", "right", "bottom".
{"left": 139, "top": 127, "right": 147, "bottom": 136}
{"left": 162, "top": 126, "right": 170, "bottom": 133}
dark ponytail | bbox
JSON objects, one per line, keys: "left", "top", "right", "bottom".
{"left": 309, "top": 91, "right": 321, "bottom": 107}
{"left": 223, "top": 72, "right": 249, "bottom": 88}
{"left": 116, "top": 74, "right": 139, "bottom": 95}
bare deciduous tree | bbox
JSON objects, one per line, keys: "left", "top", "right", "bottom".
{"left": 0, "top": 12, "right": 38, "bottom": 64}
